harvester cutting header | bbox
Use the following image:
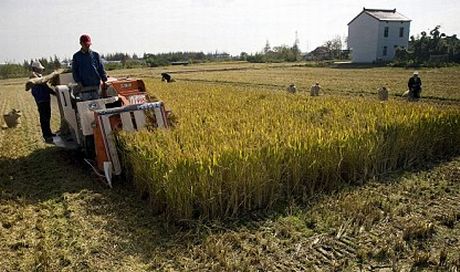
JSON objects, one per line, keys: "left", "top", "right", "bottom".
{"left": 25, "top": 34, "right": 172, "bottom": 187}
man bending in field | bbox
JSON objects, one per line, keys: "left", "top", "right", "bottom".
{"left": 161, "top": 73, "right": 175, "bottom": 83}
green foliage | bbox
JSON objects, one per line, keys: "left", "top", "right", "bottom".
{"left": 144, "top": 54, "right": 171, "bottom": 67}
{"left": 104, "top": 62, "right": 124, "bottom": 71}
{"left": 1, "top": 55, "right": 66, "bottom": 79}
{"left": 247, "top": 45, "right": 300, "bottom": 63}
{"left": 246, "top": 53, "right": 266, "bottom": 63}
{"left": 246, "top": 38, "right": 303, "bottom": 63}
{"left": 394, "top": 25, "right": 460, "bottom": 66}
{"left": 123, "top": 59, "right": 145, "bottom": 69}
{"left": 143, "top": 51, "right": 232, "bottom": 67}
{"left": 0, "top": 64, "right": 28, "bottom": 79}
{"left": 322, "top": 36, "right": 344, "bottom": 59}
{"left": 102, "top": 52, "right": 130, "bottom": 61}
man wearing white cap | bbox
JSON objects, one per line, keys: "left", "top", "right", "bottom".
{"left": 28, "top": 61, "right": 56, "bottom": 143}
{"left": 408, "top": 71, "right": 422, "bottom": 100}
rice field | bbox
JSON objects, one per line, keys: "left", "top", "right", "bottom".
{"left": 1, "top": 63, "right": 460, "bottom": 271}
{"left": 111, "top": 63, "right": 460, "bottom": 100}
{"left": 118, "top": 76, "right": 460, "bottom": 220}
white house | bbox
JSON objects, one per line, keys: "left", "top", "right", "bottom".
{"left": 348, "top": 8, "right": 411, "bottom": 63}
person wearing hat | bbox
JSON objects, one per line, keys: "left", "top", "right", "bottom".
{"left": 310, "top": 82, "right": 321, "bottom": 96}
{"left": 408, "top": 71, "right": 422, "bottom": 101}
{"left": 287, "top": 83, "right": 297, "bottom": 94}
{"left": 72, "top": 34, "right": 107, "bottom": 100}
{"left": 377, "top": 85, "right": 389, "bottom": 101}
{"left": 28, "top": 61, "right": 56, "bottom": 143}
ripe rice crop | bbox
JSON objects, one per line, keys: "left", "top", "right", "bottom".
{"left": 118, "top": 81, "right": 460, "bottom": 220}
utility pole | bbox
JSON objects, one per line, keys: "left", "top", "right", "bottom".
{"left": 294, "top": 31, "right": 300, "bottom": 48}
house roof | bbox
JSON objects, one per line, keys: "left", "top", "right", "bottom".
{"left": 348, "top": 8, "right": 411, "bottom": 25}
{"left": 309, "top": 46, "right": 330, "bottom": 55}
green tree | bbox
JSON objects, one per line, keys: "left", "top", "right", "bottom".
{"left": 0, "top": 63, "right": 28, "bottom": 79}
{"left": 240, "top": 52, "right": 248, "bottom": 61}
{"left": 398, "top": 25, "right": 460, "bottom": 65}
{"left": 323, "top": 36, "right": 343, "bottom": 59}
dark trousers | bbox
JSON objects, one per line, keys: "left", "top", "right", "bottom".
{"left": 409, "top": 88, "right": 421, "bottom": 99}
{"left": 37, "top": 101, "right": 52, "bottom": 139}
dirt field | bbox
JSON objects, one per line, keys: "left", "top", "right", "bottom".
{"left": 1, "top": 63, "right": 459, "bottom": 271}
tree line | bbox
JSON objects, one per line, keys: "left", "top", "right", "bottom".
{"left": 1, "top": 26, "right": 458, "bottom": 79}
{"left": 0, "top": 56, "right": 63, "bottom": 79}
{"left": 394, "top": 25, "right": 460, "bottom": 66}
{"left": 242, "top": 39, "right": 302, "bottom": 63}
{"left": 0, "top": 51, "right": 237, "bottom": 79}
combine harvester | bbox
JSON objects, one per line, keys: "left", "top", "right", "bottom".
{"left": 53, "top": 73, "right": 170, "bottom": 187}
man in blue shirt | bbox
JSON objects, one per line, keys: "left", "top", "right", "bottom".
{"left": 72, "top": 34, "right": 107, "bottom": 100}
{"left": 28, "top": 61, "right": 56, "bottom": 143}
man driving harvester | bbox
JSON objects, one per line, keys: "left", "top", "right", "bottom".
{"left": 72, "top": 34, "right": 107, "bottom": 100}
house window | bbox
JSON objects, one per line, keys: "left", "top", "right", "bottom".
{"left": 384, "top": 27, "right": 389, "bottom": 37}
{"left": 383, "top": 46, "right": 387, "bottom": 56}
{"left": 399, "top": 27, "right": 404, "bottom": 37}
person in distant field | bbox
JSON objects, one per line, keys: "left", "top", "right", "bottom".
{"left": 72, "top": 34, "right": 107, "bottom": 100}
{"left": 287, "top": 83, "right": 297, "bottom": 94}
{"left": 378, "top": 85, "right": 389, "bottom": 101}
{"left": 27, "top": 61, "right": 56, "bottom": 143}
{"left": 161, "top": 73, "right": 175, "bottom": 83}
{"left": 408, "top": 71, "right": 422, "bottom": 101}
{"left": 310, "top": 82, "right": 321, "bottom": 96}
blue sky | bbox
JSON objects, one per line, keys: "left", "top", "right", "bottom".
{"left": 0, "top": 0, "right": 459, "bottom": 62}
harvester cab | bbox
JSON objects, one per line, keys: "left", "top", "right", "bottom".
{"left": 54, "top": 74, "right": 170, "bottom": 187}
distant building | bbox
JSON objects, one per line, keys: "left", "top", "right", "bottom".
{"left": 101, "top": 58, "right": 122, "bottom": 65}
{"left": 170, "top": 61, "right": 189, "bottom": 66}
{"left": 304, "top": 47, "right": 350, "bottom": 61}
{"left": 304, "top": 46, "right": 332, "bottom": 61}
{"left": 60, "top": 60, "right": 72, "bottom": 69}
{"left": 348, "top": 8, "right": 411, "bottom": 63}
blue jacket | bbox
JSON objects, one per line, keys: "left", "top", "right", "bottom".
{"left": 31, "top": 83, "right": 54, "bottom": 103}
{"left": 30, "top": 73, "right": 54, "bottom": 103}
{"left": 72, "top": 49, "right": 107, "bottom": 87}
